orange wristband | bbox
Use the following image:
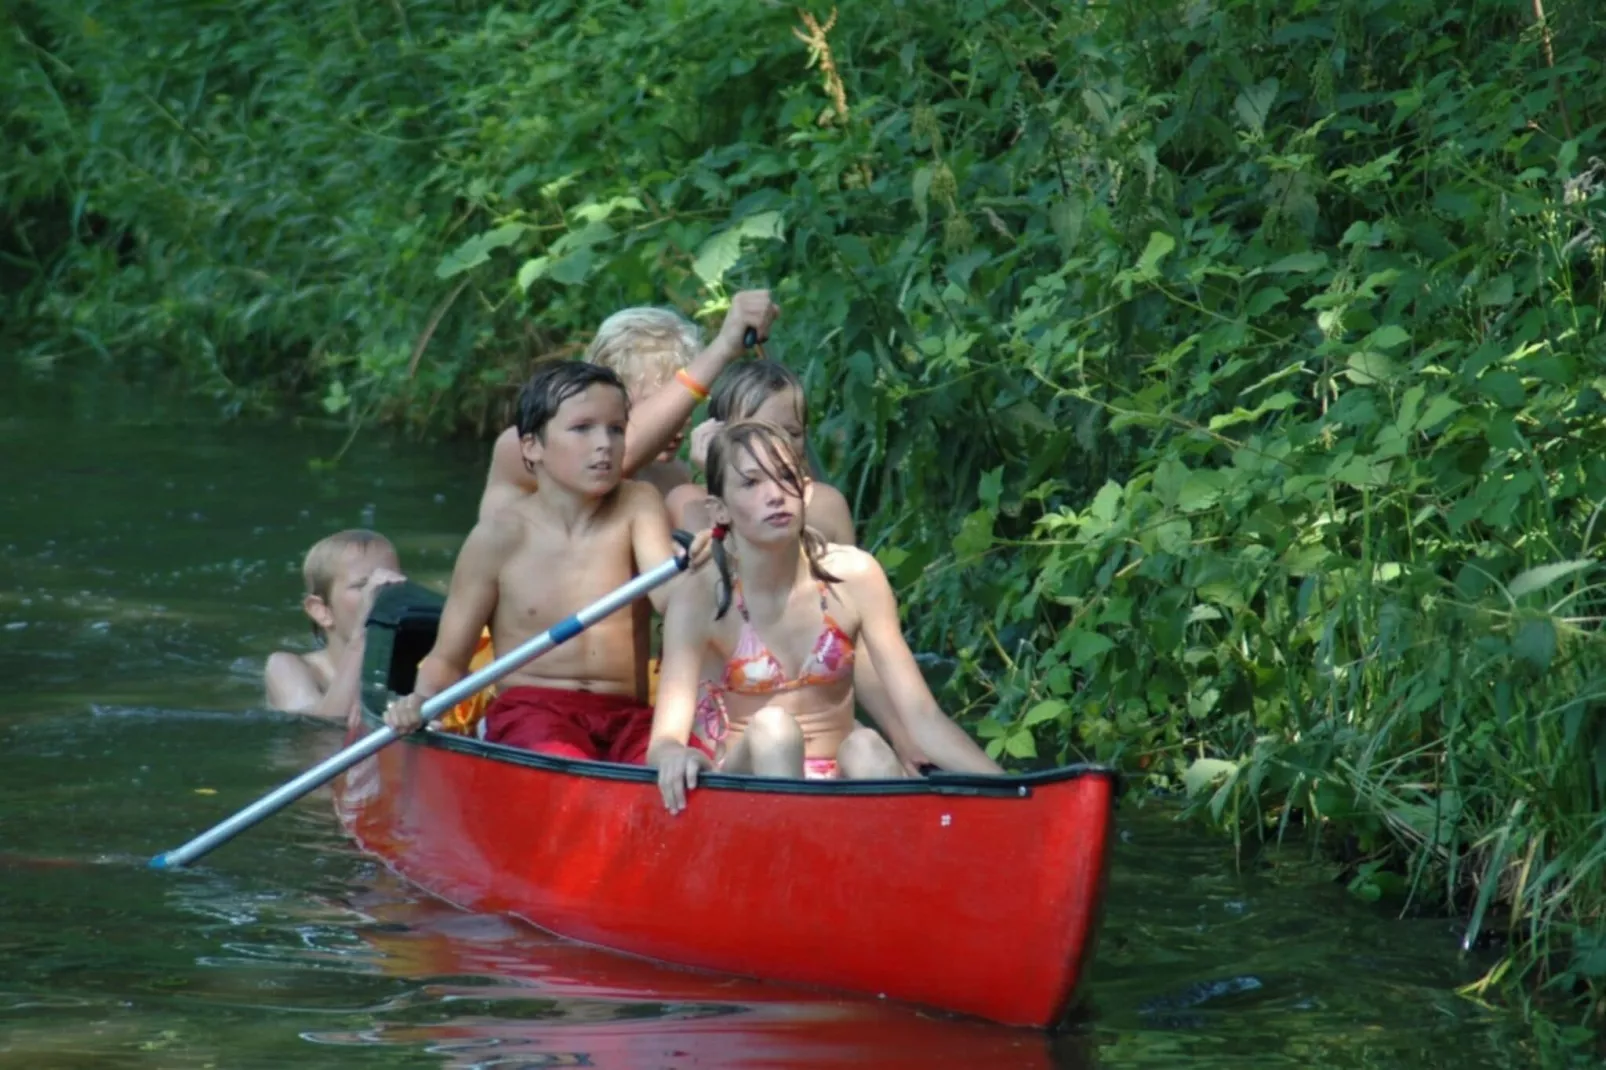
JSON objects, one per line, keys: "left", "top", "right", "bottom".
{"left": 675, "top": 368, "right": 709, "bottom": 401}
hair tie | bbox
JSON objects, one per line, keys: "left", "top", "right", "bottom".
{"left": 711, "top": 523, "right": 728, "bottom": 541}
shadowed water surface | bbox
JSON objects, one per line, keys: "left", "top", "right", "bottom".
{"left": 0, "top": 381, "right": 1549, "bottom": 1068}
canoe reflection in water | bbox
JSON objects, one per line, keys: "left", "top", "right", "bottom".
{"left": 303, "top": 869, "right": 1085, "bottom": 1070}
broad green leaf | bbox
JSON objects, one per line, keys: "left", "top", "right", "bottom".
{"left": 1344, "top": 351, "right": 1396, "bottom": 385}
{"left": 1264, "top": 251, "right": 1327, "bottom": 274}
{"left": 1513, "top": 617, "right": 1557, "bottom": 670}
{"left": 572, "top": 195, "right": 644, "bottom": 223}
{"left": 1365, "top": 325, "right": 1410, "bottom": 350}
{"left": 1003, "top": 729, "right": 1038, "bottom": 760}
{"left": 1478, "top": 274, "right": 1515, "bottom": 306}
{"left": 1333, "top": 456, "right": 1392, "bottom": 488}
{"left": 1415, "top": 394, "right": 1462, "bottom": 431}
{"left": 1178, "top": 470, "right": 1224, "bottom": 512}
{"left": 1089, "top": 481, "right": 1124, "bottom": 523}
{"left": 691, "top": 210, "right": 785, "bottom": 286}
{"left": 952, "top": 507, "right": 994, "bottom": 557}
{"left": 1207, "top": 390, "right": 1297, "bottom": 430}
{"left": 1152, "top": 457, "right": 1188, "bottom": 508}
{"left": 1394, "top": 383, "right": 1425, "bottom": 433}
{"left": 1246, "top": 287, "right": 1288, "bottom": 316}
{"left": 1023, "top": 699, "right": 1067, "bottom": 727}
{"left": 435, "top": 223, "right": 530, "bottom": 279}
{"left": 875, "top": 546, "right": 909, "bottom": 573}
{"left": 978, "top": 466, "right": 1003, "bottom": 511}
{"left": 516, "top": 256, "right": 551, "bottom": 292}
{"left": 1135, "top": 230, "right": 1176, "bottom": 279}
{"left": 1478, "top": 370, "right": 1525, "bottom": 408}
{"left": 1154, "top": 517, "right": 1193, "bottom": 555}
{"left": 548, "top": 247, "right": 594, "bottom": 286}
{"left": 1234, "top": 78, "right": 1279, "bottom": 135}
{"left": 1068, "top": 630, "right": 1115, "bottom": 667}
{"left": 1050, "top": 198, "right": 1084, "bottom": 254}
{"left": 1508, "top": 559, "right": 1594, "bottom": 599}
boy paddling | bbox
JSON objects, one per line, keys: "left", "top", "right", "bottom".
{"left": 381, "top": 336, "right": 759, "bottom": 758}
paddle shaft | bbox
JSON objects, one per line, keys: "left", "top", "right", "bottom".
{"left": 150, "top": 552, "right": 689, "bottom": 869}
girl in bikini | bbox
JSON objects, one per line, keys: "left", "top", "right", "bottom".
{"left": 665, "top": 359, "right": 928, "bottom": 767}
{"left": 646, "top": 421, "right": 1002, "bottom": 814}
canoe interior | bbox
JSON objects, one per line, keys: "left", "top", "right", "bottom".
{"left": 359, "top": 581, "right": 1124, "bottom": 799}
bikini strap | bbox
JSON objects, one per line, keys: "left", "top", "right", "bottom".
{"left": 816, "top": 580, "right": 830, "bottom": 612}
{"left": 733, "top": 577, "right": 750, "bottom": 622}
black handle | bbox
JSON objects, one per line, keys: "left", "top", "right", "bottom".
{"left": 670, "top": 528, "right": 696, "bottom": 570}
{"left": 743, "top": 327, "right": 759, "bottom": 348}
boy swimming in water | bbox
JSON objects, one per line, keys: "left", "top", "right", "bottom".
{"left": 265, "top": 529, "right": 405, "bottom": 723}
{"left": 383, "top": 355, "right": 736, "bottom": 761}
{"left": 478, "top": 292, "right": 777, "bottom": 522}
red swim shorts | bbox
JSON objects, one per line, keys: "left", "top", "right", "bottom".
{"left": 484, "top": 686, "right": 653, "bottom": 765}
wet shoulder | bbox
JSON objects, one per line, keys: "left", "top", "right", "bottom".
{"left": 472, "top": 503, "right": 531, "bottom": 559}
{"left": 616, "top": 478, "right": 669, "bottom": 524}
{"left": 818, "top": 543, "right": 881, "bottom": 583}
{"left": 805, "top": 481, "right": 855, "bottom": 544}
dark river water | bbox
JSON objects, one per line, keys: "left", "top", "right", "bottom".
{"left": 0, "top": 376, "right": 1551, "bottom": 1068}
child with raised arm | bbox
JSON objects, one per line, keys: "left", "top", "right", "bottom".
{"left": 478, "top": 292, "right": 778, "bottom": 522}
{"left": 265, "top": 530, "right": 406, "bottom": 722}
{"left": 383, "top": 361, "right": 714, "bottom": 762}
{"left": 667, "top": 360, "right": 855, "bottom": 543}
{"left": 647, "top": 421, "right": 1002, "bottom": 814}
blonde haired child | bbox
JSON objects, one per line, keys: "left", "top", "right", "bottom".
{"left": 265, "top": 530, "right": 405, "bottom": 723}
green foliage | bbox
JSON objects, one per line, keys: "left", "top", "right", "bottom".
{"left": 6, "top": 0, "right": 1606, "bottom": 1032}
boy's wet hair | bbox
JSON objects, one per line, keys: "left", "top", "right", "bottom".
{"left": 302, "top": 529, "right": 395, "bottom": 641}
{"left": 705, "top": 420, "right": 839, "bottom": 619}
{"left": 707, "top": 360, "right": 807, "bottom": 426}
{"left": 515, "top": 360, "right": 630, "bottom": 441}
{"left": 585, "top": 307, "right": 700, "bottom": 392}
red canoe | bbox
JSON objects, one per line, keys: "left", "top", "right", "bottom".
{"left": 333, "top": 585, "right": 1119, "bottom": 1029}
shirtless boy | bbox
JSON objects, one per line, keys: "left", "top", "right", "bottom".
{"left": 477, "top": 291, "right": 777, "bottom": 523}
{"left": 265, "top": 529, "right": 405, "bottom": 723}
{"left": 382, "top": 360, "right": 722, "bottom": 761}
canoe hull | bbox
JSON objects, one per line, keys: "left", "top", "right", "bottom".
{"left": 335, "top": 584, "right": 1118, "bottom": 1028}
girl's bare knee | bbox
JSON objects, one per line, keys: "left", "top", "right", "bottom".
{"left": 837, "top": 727, "right": 902, "bottom": 779}
{"left": 748, "top": 705, "right": 803, "bottom": 744}
{"left": 746, "top": 706, "right": 805, "bottom": 776}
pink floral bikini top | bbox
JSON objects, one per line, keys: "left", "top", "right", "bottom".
{"left": 721, "top": 579, "right": 855, "bottom": 696}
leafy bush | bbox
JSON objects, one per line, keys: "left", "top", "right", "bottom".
{"left": 5, "top": 0, "right": 1605, "bottom": 1032}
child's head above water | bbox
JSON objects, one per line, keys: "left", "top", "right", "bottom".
{"left": 585, "top": 307, "right": 701, "bottom": 400}
{"left": 301, "top": 529, "right": 400, "bottom": 643}
{"left": 707, "top": 360, "right": 808, "bottom": 459}
{"left": 515, "top": 360, "right": 631, "bottom": 490}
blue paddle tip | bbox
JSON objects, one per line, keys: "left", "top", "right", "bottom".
{"left": 147, "top": 854, "right": 170, "bottom": 870}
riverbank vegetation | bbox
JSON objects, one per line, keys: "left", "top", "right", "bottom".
{"left": 5, "top": 0, "right": 1604, "bottom": 1046}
